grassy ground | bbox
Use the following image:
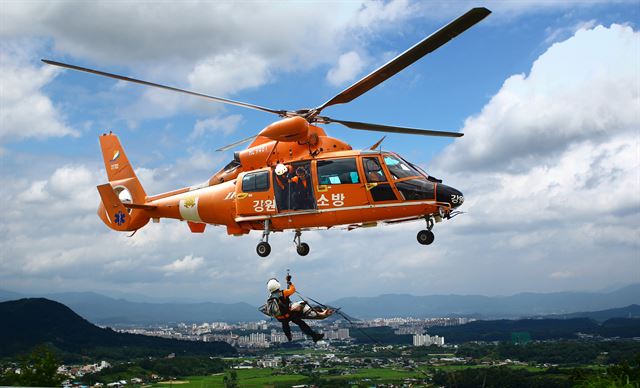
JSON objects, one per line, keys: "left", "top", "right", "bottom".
{"left": 150, "top": 367, "right": 427, "bottom": 388}
{"left": 325, "top": 367, "right": 425, "bottom": 382}
{"left": 152, "top": 369, "right": 307, "bottom": 388}
{"left": 150, "top": 364, "right": 576, "bottom": 387}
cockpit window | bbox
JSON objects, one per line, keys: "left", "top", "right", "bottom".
{"left": 363, "top": 157, "right": 387, "bottom": 182}
{"left": 383, "top": 155, "right": 421, "bottom": 179}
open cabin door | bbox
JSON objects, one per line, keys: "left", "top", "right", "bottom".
{"left": 235, "top": 169, "right": 277, "bottom": 217}
{"left": 273, "top": 161, "right": 316, "bottom": 212}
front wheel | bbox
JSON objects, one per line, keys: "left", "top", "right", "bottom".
{"left": 296, "top": 242, "right": 310, "bottom": 256}
{"left": 257, "top": 241, "right": 271, "bottom": 257}
{"left": 417, "top": 230, "right": 434, "bottom": 245}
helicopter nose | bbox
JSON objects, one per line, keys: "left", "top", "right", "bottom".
{"left": 437, "top": 184, "right": 464, "bottom": 208}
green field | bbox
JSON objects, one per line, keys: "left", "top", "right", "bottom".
{"left": 326, "top": 367, "right": 425, "bottom": 381}
{"left": 151, "top": 367, "right": 426, "bottom": 388}
{"left": 152, "top": 369, "right": 307, "bottom": 388}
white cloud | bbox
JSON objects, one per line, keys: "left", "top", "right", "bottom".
{"left": 161, "top": 254, "right": 205, "bottom": 274}
{"left": 437, "top": 24, "right": 639, "bottom": 173}
{"left": 326, "top": 51, "right": 367, "bottom": 86}
{"left": 1, "top": 2, "right": 356, "bottom": 64}
{"left": 0, "top": 41, "right": 77, "bottom": 141}
{"left": 190, "top": 115, "right": 243, "bottom": 140}
{"left": 48, "top": 165, "right": 94, "bottom": 195}
{"left": 188, "top": 51, "right": 270, "bottom": 96}
{"left": 15, "top": 165, "right": 98, "bottom": 210}
{"left": 21, "top": 180, "right": 50, "bottom": 202}
{"left": 353, "top": 0, "right": 415, "bottom": 28}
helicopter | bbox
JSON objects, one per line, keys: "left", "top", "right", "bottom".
{"left": 43, "top": 7, "right": 490, "bottom": 257}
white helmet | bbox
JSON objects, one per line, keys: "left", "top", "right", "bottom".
{"left": 275, "top": 164, "right": 288, "bottom": 176}
{"left": 267, "top": 278, "right": 281, "bottom": 293}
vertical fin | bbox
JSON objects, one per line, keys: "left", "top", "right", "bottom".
{"left": 99, "top": 133, "right": 138, "bottom": 183}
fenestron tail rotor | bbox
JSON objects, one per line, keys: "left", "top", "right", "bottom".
{"left": 42, "top": 7, "right": 490, "bottom": 149}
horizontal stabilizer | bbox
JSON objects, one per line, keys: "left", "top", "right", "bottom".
{"left": 123, "top": 203, "right": 157, "bottom": 210}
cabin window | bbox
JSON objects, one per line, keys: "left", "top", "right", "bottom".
{"left": 242, "top": 170, "right": 270, "bottom": 192}
{"left": 317, "top": 158, "right": 360, "bottom": 185}
{"left": 383, "top": 155, "right": 421, "bottom": 179}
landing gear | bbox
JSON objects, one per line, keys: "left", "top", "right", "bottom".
{"left": 294, "top": 231, "right": 310, "bottom": 256}
{"left": 417, "top": 230, "right": 435, "bottom": 245}
{"left": 417, "top": 216, "right": 435, "bottom": 245}
{"left": 297, "top": 243, "right": 310, "bottom": 256}
{"left": 257, "top": 220, "right": 271, "bottom": 258}
{"left": 256, "top": 241, "right": 271, "bottom": 257}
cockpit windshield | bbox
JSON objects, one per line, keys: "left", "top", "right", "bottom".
{"left": 383, "top": 154, "right": 422, "bottom": 179}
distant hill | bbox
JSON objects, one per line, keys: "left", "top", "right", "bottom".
{"left": 426, "top": 317, "right": 640, "bottom": 343}
{"left": 352, "top": 317, "right": 640, "bottom": 344}
{"left": 0, "top": 298, "right": 235, "bottom": 360}
{"left": 537, "top": 304, "right": 640, "bottom": 322}
{"left": 0, "top": 291, "right": 263, "bottom": 325}
{"left": 330, "top": 284, "right": 640, "bottom": 319}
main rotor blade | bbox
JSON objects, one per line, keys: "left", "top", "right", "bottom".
{"left": 41, "top": 59, "right": 286, "bottom": 116}
{"left": 323, "top": 117, "right": 463, "bottom": 138}
{"left": 215, "top": 134, "right": 258, "bottom": 152}
{"left": 315, "top": 7, "right": 491, "bottom": 113}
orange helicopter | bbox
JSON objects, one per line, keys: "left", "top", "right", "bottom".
{"left": 43, "top": 7, "right": 490, "bottom": 257}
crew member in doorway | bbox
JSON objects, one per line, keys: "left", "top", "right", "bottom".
{"left": 273, "top": 163, "right": 291, "bottom": 211}
{"left": 290, "top": 166, "right": 314, "bottom": 210}
{"left": 266, "top": 275, "right": 324, "bottom": 343}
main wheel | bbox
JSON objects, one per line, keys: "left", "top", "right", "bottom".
{"left": 417, "top": 230, "right": 434, "bottom": 245}
{"left": 256, "top": 241, "right": 271, "bottom": 257}
{"left": 296, "top": 242, "right": 310, "bottom": 256}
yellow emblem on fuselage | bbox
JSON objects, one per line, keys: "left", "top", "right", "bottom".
{"left": 184, "top": 196, "right": 196, "bottom": 208}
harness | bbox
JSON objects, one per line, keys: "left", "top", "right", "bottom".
{"left": 267, "top": 290, "right": 291, "bottom": 319}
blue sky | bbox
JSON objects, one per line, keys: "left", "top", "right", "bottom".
{"left": 1, "top": 1, "right": 638, "bottom": 304}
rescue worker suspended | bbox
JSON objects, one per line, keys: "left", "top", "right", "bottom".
{"left": 264, "top": 274, "right": 326, "bottom": 343}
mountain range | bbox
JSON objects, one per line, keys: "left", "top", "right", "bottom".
{"left": 330, "top": 284, "right": 640, "bottom": 319}
{"left": 1, "top": 284, "right": 638, "bottom": 324}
